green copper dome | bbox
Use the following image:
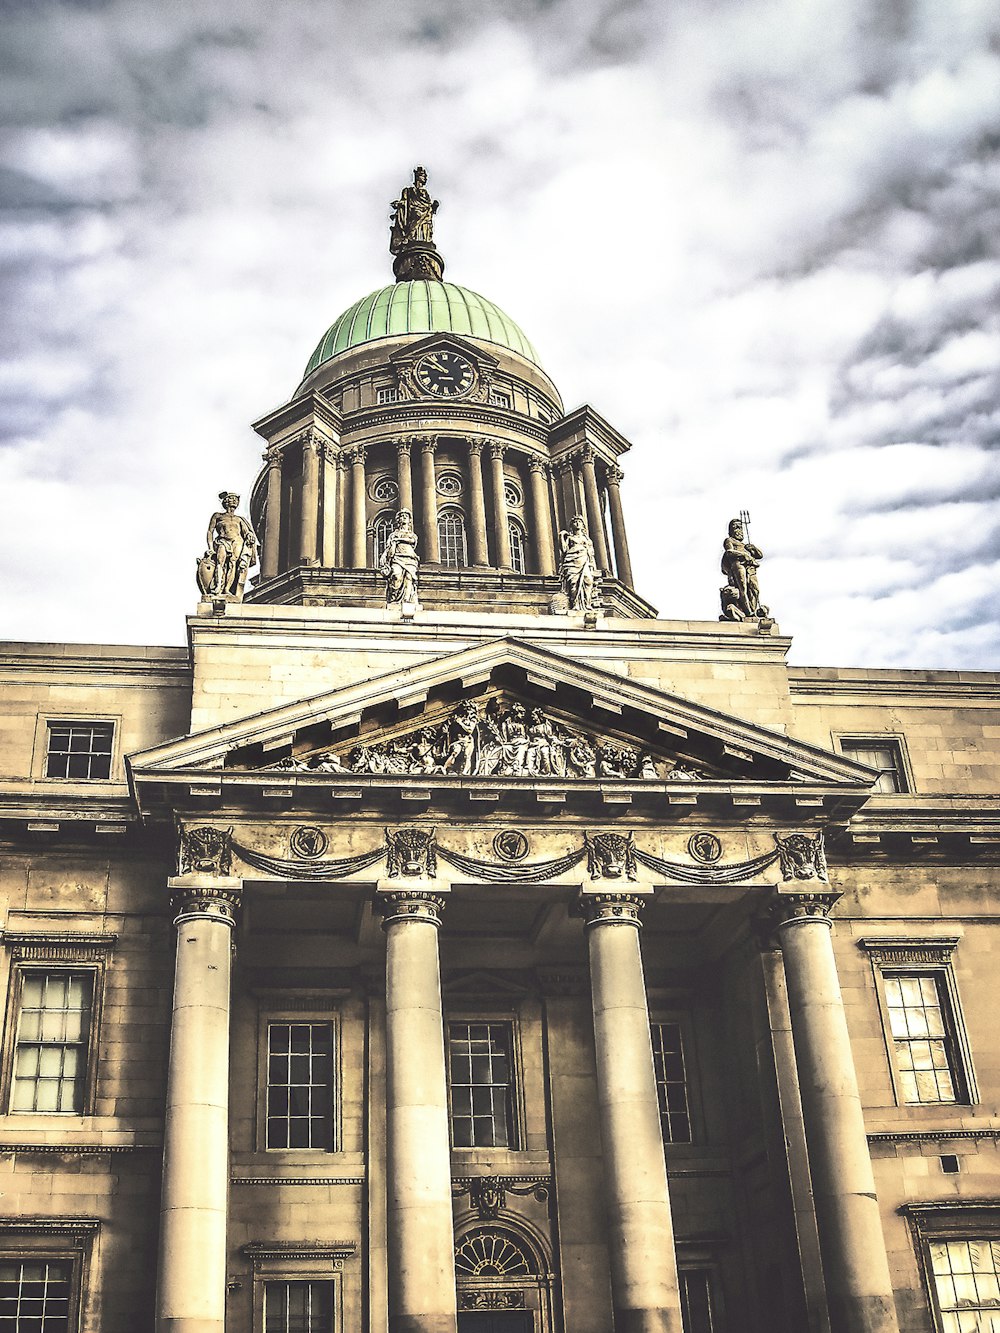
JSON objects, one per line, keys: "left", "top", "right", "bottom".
{"left": 303, "top": 281, "right": 539, "bottom": 376}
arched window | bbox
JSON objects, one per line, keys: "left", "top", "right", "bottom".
{"left": 508, "top": 519, "right": 527, "bottom": 574}
{"left": 437, "top": 508, "right": 468, "bottom": 567}
{"left": 455, "top": 1228, "right": 537, "bottom": 1278}
{"left": 372, "top": 510, "right": 395, "bottom": 567}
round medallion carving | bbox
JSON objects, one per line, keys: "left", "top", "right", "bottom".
{"left": 688, "top": 832, "right": 722, "bottom": 864}
{"left": 493, "top": 830, "right": 529, "bottom": 862}
{"left": 290, "top": 826, "right": 328, "bottom": 859}
{"left": 436, "top": 471, "right": 463, "bottom": 497}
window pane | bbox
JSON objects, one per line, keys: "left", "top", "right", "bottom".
{"left": 264, "top": 1280, "right": 334, "bottom": 1333}
{"left": 651, "top": 1022, "right": 692, "bottom": 1144}
{"left": 885, "top": 972, "right": 960, "bottom": 1104}
{"left": 45, "top": 722, "right": 114, "bottom": 780}
{"left": 0, "top": 1258, "right": 72, "bottom": 1332}
{"left": 265, "top": 1023, "right": 334, "bottom": 1150}
{"left": 680, "top": 1269, "right": 716, "bottom": 1333}
{"left": 840, "top": 738, "right": 905, "bottom": 793}
{"left": 448, "top": 1022, "right": 516, "bottom": 1148}
{"left": 11, "top": 971, "right": 93, "bottom": 1115}
{"left": 437, "top": 511, "right": 468, "bottom": 568}
{"left": 930, "top": 1235, "right": 1000, "bottom": 1326}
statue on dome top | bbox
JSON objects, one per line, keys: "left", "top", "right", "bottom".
{"left": 719, "top": 514, "right": 769, "bottom": 621}
{"left": 197, "top": 491, "right": 258, "bottom": 603}
{"left": 389, "top": 166, "right": 445, "bottom": 282}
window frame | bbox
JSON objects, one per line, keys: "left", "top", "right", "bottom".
{"left": 244, "top": 1241, "right": 353, "bottom": 1333}
{"left": 649, "top": 1009, "right": 702, "bottom": 1147}
{"left": 375, "top": 385, "right": 399, "bottom": 405}
{"left": 860, "top": 937, "right": 977, "bottom": 1108}
{"left": 508, "top": 518, "right": 528, "bottom": 575}
{"left": 835, "top": 733, "right": 911, "bottom": 794}
{"left": 446, "top": 1015, "right": 523, "bottom": 1153}
{"left": 255, "top": 1008, "right": 340, "bottom": 1155}
{"left": 0, "top": 1219, "right": 98, "bottom": 1333}
{"left": 650, "top": 1017, "right": 695, "bottom": 1147}
{"left": 903, "top": 1204, "right": 1000, "bottom": 1333}
{"left": 0, "top": 936, "right": 114, "bottom": 1119}
{"left": 437, "top": 506, "right": 469, "bottom": 569}
{"left": 34, "top": 716, "right": 121, "bottom": 784}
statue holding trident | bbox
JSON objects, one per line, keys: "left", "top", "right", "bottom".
{"left": 719, "top": 511, "right": 769, "bottom": 620}
{"left": 389, "top": 166, "right": 445, "bottom": 281}
{"left": 197, "top": 491, "right": 258, "bottom": 603}
{"left": 379, "top": 509, "right": 420, "bottom": 607}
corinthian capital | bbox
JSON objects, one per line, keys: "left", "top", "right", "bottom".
{"left": 375, "top": 889, "right": 447, "bottom": 929}
{"left": 771, "top": 889, "right": 842, "bottom": 930}
{"left": 489, "top": 442, "right": 506, "bottom": 461}
{"left": 605, "top": 464, "right": 624, "bottom": 487}
{"left": 578, "top": 444, "right": 596, "bottom": 466}
{"left": 576, "top": 890, "right": 646, "bottom": 929}
{"left": 527, "top": 454, "right": 548, "bottom": 475}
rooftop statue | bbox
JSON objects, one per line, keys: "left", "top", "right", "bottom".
{"left": 389, "top": 166, "right": 445, "bottom": 281}
{"left": 197, "top": 492, "right": 258, "bottom": 603}
{"left": 379, "top": 509, "right": 420, "bottom": 607}
{"left": 719, "top": 516, "right": 769, "bottom": 621}
{"left": 559, "top": 515, "right": 600, "bottom": 611}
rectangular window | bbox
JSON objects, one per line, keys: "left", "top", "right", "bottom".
{"left": 44, "top": 722, "right": 114, "bottom": 780}
{"left": 0, "top": 1258, "right": 73, "bottom": 1331}
{"left": 11, "top": 972, "right": 93, "bottom": 1114}
{"left": 376, "top": 386, "right": 398, "bottom": 405}
{"left": 680, "top": 1270, "right": 716, "bottom": 1333}
{"left": 839, "top": 737, "right": 906, "bottom": 793}
{"left": 651, "top": 1021, "right": 692, "bottom": 1144}
{"left": 448, "top": 1021, "right": 517, "bottom": 1149}
{"left": 265, "top": 1023, "right": 334, "bottom": 1150}
{"left": 927, "top": 1238, "right": 1000, "bottom": 1332}
{"left": 884, "top": 973, "right": 961, "bottom": 1104}
{"left": 489, "top": 390, "right": 512, "bottom": 409}
{"left": 264, "top": 1280, "right": 334, "bottom": 1333}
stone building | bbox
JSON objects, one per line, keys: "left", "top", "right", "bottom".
{"left": 0, "top": 172, "right": 998, "bottom": 1333}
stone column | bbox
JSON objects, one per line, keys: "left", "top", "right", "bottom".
{"left": 773, "top": 887, "right": 900, "bottom": 1333}
{"left": 528, "top": 457, "right": 556, "bottom": 576}
{"left": 420, "top": 439, "right": 440, "bottom": 563}
{"left": 260, "top": 447, "right": 283, "bottom": 580}
{"left": 396, "top": 439, "right": 414, "bottom": 517}
{"left": 299, "top": 432, "right": 321, "bottom": 566}
{"left": 557, "top": 459, "right": 578, "bottom": 530}
{"left": 156, "top": 875, "right": 241, "bottom": 1333}
{"left": 579, "top": 888, "right": 683, "bottom": 1333}
{"left": 321, "top": 444, "right": 338, "bottom": 567}
{"left": 605, "top": 465, "right": 634, "bottom": 588}
{"left": 376, "top": 885, "right": 457, "bottom": 1333}
{"left": 350, "top": 445, "right": 368, "bottom": 568}
{"left": 580, "top": 446, "right": 611, "bottom": 573}
{"left": 466, "top": 439, "right": 489, "bottom": 566}
{"left": 490, "top": 443, "right": 512, "bottom": 569}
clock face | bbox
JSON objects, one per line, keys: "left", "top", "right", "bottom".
{"left": 414, "top": 350, "right": 475, "bottom": 397}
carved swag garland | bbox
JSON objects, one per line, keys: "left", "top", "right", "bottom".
{"left": 179, "top": 824, "right": 828, "bottom": 887}
{"left": 260, "top": 698, "right": 710, "bottom": 783}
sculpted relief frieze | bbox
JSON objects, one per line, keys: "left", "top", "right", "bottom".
{"left": 249, "top": 697, "right": 714, "bottom": 783}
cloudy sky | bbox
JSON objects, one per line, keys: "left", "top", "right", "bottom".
{"left": 2, "top": 0, "right": 999, "bottom": 669}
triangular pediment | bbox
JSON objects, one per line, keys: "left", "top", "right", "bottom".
{"left": 128, "top": 638, "right": 876, "bottom": 798}
{"left": 387, "top": 332, "right": 499, "bottom": 370}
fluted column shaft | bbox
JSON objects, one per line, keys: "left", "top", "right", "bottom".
{"left": 466, "top": 440, "right": 489, "bottom": 566}
{"left": 605, "top": 465, "right": 634, "bottom": 588}
{"left": 580, "top": 446, "right": 611, "bottom": 572}
{"left": 775, "top": 890, "right": 900, "bottom": 1333}
{"left": 581, "top": 890, "right": 683, "bottom": 1333}
{"left": 557, "top": 460, "right": 578, "bottom": 529}
{"left": 156, "top": 876, "right": 241, "bottom": 1333}
{"left": 528, "top": 457, "right": 556, "bottom": 575}
{"left": 490, "top": 443, "right": 512, "bottom": 569}
{"left": 378, "top": 887, "right": 457, "bottom": 1333}
{"left": 261, "top": 448, "right": 283, "bottom": 579}
{"left": 321, "top": 445, "right": 338, "bottom": 567}
{"left": 421, "top": 439, "right": 440, "bottom": 563}
{"left": 299, "top": 433, "right": 321, "bottom": 565}
{"left": 350, "top": 445, "right": 368, "bottom": 568}
{"left": 397, "top": 440, "right": 414, "bottom": 517}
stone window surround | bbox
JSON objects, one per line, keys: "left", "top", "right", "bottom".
{"left": 445, "top": 1007, "right": 525, "bottom": 1157}
{"left": 901, "top": 1202, "right": 1000, "bottom": 1333}
{"left": 648, "top": 1011, "right": 701, "bottom": 1147}
{"left": 254, "top": 1002, "right": 342, "bottom": 1157}
{"left": 0, "top": 935, "right": 116, "bottom": 1122}
{"left": 834, "top": 731, "right": 912, "bottom": 794}
{"left": 243, "top": 1241, "right": 355, "bottom": 1333}
{"left": 32, "top": 713, "right": 122, "bottom": 784}
{"left": 0, "top": 1218, "right": 100, "bottom": 1333}
{"left": 858, "top": 936, "right": 978, "bottom": 1109}
{"left": 676, "top": 1238, "right": 727, "bottom": 1333}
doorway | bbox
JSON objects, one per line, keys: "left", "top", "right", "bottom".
{"left": 457, "top": 1314, "right": 533, "bottom": 1332}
